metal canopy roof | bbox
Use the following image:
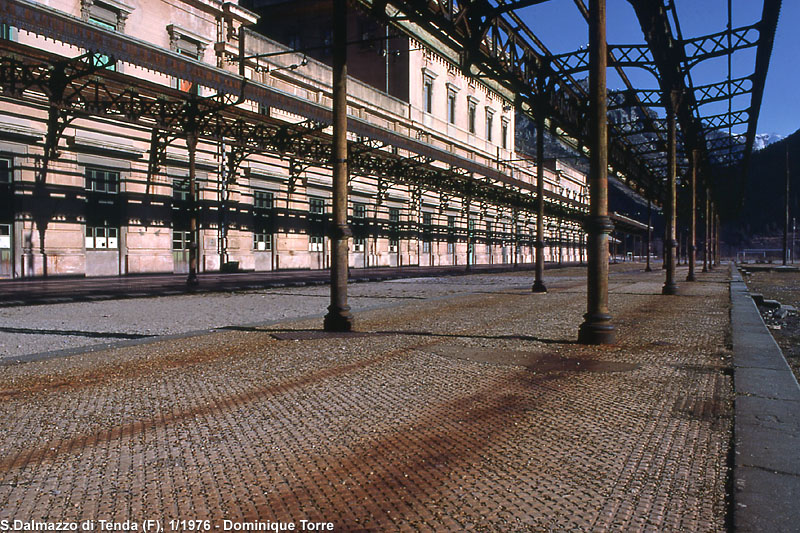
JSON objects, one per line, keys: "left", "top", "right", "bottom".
{"left": 358, "top": 0, "right": 782, "bottom": 204}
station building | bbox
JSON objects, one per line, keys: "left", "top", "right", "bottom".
{"left": 0, "top": 0, "right": 588, "bottom": 278}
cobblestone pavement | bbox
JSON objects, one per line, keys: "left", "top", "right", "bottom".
{"left": 0, "top": 264, "right": 732, "bottom": 531}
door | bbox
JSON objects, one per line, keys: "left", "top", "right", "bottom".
{"left": 172, "top": 230, "right": 191, "bottom": 273}
{"left": 0, "top": 224, "right": 11, "bottom": 278}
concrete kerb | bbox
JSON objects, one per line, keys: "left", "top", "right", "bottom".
{"left": 730, "top": 265, "right": 800, "bottom": 532}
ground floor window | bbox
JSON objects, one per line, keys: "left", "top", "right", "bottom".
{"left": 172, "top": 230, "right": 192, "bottom": 251}
{"left": 0, "top": 224, "right": 10, "bottom": 249}
{"left": 254, "top": 232, "right": 272, "bottom": 251}
{"left": 422, "top": 240, "right": 431, "bottom": 254}
{"left": 447, "top": 242, "right": 455, "bottom": 255}
{"left": 86, "top": 225, "right": 118, "bottom": 249}
{"left": 352, "top": 237, "right": 365, "bottom": 252}
{"left": 309, "top": 234, "right": 324, "bottom": 252}
{"left": 389, "top": 238, "right": 399, "bottom": 253}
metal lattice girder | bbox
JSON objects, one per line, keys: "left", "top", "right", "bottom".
{"left": 693, "top": 76, "right": 752, "bottom": 106}
{"left": 0, "top": 2, "right": 591, "bottom": 221}
{"left": 700, "top": 110, "right": 750, "bottom": 131}
{"left": 683, "top": 24, "right": 760, "bottom": 67}
{"left": 552, "top": 45, "right": 656, "bottom": 76}
{"left": 631, "top": 0, "right": 781, "bottom": 205}
{"left": 608, "top": 89, "right": 662, "bottom": 109}
{"left": 359, "top": 0, "right": 659, "bottom": 200}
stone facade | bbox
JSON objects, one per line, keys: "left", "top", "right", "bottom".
{"left": 0, "top": 0, "right": 587, "bottom": 278}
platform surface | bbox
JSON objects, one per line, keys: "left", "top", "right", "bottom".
{"left": 0, "top": 264, "right": 746, "bottom": 531}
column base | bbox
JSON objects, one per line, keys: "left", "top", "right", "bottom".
{"left": 531, "top": 281, "right": 547, "bottom": 293}
{"left": 645, "top": 266, "right": 652, "bottom": 272}
{"left": 662, "top": 282, "right": 678, "bottom": 295}
{"left": 324, "top": 306, "right": 354, "bottom": 332}
{"left": 186, "top": 273, "right": 199, "bottom": 288}
{"left": 577, "top": 314, "right": 615, "bottom": 345}
{"left": 686, "top": 273, "right": 696, "bottom": 282}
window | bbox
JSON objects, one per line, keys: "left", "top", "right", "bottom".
{"left": 168, "top": 25, "right": 206, "bottom": 94}
{"left": 447, "top": 215, "right": 456, "bottom": 229}
{"left": 0, "top": 158, "right": 11, "bottom": 183}
{"left": 176, "top": 39, "right": 199, "bottom": 93}
{"left": 447, "top": 89, "right": 457, "bottom": 124}
{"left": 254, "top": 190, "right": 274, "bottom": 210}
{"left": 309, "top": 235, "right": 324, "bottom": 252}
{"left": 501, "top": 119, "right": 509, "bottom": 149}
{"left": 173, "top": 178, "right": 190, "bottom": 201}
{"left": 82, "top": 0, "right": 132, "bottom": 70}
{"left": 173, "top": 230, "right": 191, "bottom": 251}
{"left": 1, "top": 23, "right": 16, "bottom": 41}
{"left": 353, "top": 237, "right": 366, "bottom": 252}
{"left": 88, "top": 17, "right": 117, "bottom": 70}
{"left": 0, "top": 224, "right": 11, "bottom": 250}
{"left": 423, "top": 78, "right": 433, "bottom": 113}
{"left": 389, "top": 238, "right": 399, "bottom": 253}
{"left": 253, "top": 232, "right": 272, "bottom": 251}
{"left": 86, "top": 168, "right": 119, "bottom": 194}
{"left": 447, "top": 242, "right": 455, "bottom": 255}
{"left": 309, "top": 197, "right": 325, "bottom": 214}
{"left": 389, "top": 207, "right": 400, "bottom": 224}
{"left": 353, "top": 203, "right": 367, "bottom": 219}
{"left": 422, "top": 68, "right": 437, "bottom": 114}
{"left": 422, "top": 212, "right": 432, "bottom": 227}
{"left": 422, "top": 240, "right": 431, "bottom": 254}
{"left": 86, "top": 225, "right": 118, "bottom": 250}
{"left": 486, "top": 109, "right": 494, "bottom": 142}
{"left": 468, "top": 99, "right": 477, "bottom": 134}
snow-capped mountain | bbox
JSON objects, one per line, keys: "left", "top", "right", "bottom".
{"left": 753, "top": 133, "right": 785, "bottom": 151}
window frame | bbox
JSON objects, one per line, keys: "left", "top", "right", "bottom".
{"left": 353, "top": 202, "right": 367, "bottom": 219}
{"left": 172, "top": 230, "right": 192, "bottom": 251}
{"left": 308, "top": 234, "right": 324, "bottom": 252}
{"left": 467, "top": 98, "right": 477, "bottom": 134}
{"left": 253, "top": 231, "right": 273, "bottom": 251}
{"left": 0, "top": 223, "right": 11, "bottom": 250}
{"left": 85, "top": 224, "right": 119, "bottom": 250}
{"left": 253, "top": 190, "right": 274, "bottom": 210}
{"left": 485, "top": 108, "right": 495, "bottom": 142}
{"left": 309, "top": 196, "right": 326, "bottom": 215}
{"left": 86, "top": 167, "right": 120, "bottom": 194}
{"left": 447, "top": 89, "right": 457, "bottom": 124}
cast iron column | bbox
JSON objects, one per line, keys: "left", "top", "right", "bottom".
{"left": 187, "top": 132, "right": 199, "bottom": 287}
{"left": 662, "top": 93, "right": 678, "bottom": 295}
{"left": 687, "top": 150, "right": 697, "bottom": 281}
{"left": 784, "top": 145, "right": 790, "bottom": 265}
{"left": 324, "top": 0, "right": 353, "bottom": 332}
{"left": 578, "top": 0, "right": 614, "bottom": 345}
{"left": 645, "top": 198, "right": 652, "bottom": 271}
{"left": 708, "top": 202, "right": 718, "bottom": 269}
{"left": 703, "top": 188, "right": 710, "bottom": 272}
{"left": 532, "top": 73, "right": 547, "bottom": 292}
{"left": 716, "top": 213, "right": 721, "bottom": 265}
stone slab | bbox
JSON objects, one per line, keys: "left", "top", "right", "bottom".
{"left": 731, "top": 267, "right": 800, "bottom": 532}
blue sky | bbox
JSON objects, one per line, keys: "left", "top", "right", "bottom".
{"left": 516, "top": 0, "right": 798, "bottom": 137}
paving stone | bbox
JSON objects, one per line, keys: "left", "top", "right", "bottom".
{"left": 0, "top": 265, "right": 732, "bottom": 531}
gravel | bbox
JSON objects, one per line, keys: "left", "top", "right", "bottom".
{"left": 0, "top": 272, "right": 547, "bottom": 363}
